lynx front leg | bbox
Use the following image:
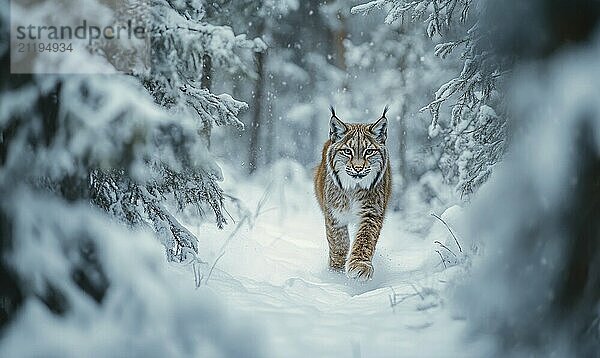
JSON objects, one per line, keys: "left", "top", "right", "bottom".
{"left": 325, "top": 215, "right": 350, "bottom": 271}
{"left": 348, "top": 213, "right": 384, "bottom": 280}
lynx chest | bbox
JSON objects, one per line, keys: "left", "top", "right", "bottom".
{"left": 328, "top": 193, "right": 363, "bottom": 226}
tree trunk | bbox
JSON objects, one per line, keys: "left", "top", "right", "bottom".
{"left": 397, "top": 102, "right": 408, "bottom": 186}
{"left": 332, "top": 9, "right": 347, "bottom": 71}
{"left": 200, "top": 53, "right": 213, "bottom": 148}
{"left": 310, "top": 112, "right": 320, "bottom": 164}
{"left": 264, "top": 94, "right": 274, "bottom": 166}
{"left": 249, "top": 47, "right": 266, "bottom": 174}
{"left": 200, "top": 53, "right": 212, "bottom": 90}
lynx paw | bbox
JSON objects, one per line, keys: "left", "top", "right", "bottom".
{"left": 347, "top": 260, "right": 373, "bottom": 281}
{"left": 329, "top": 257, "right": 347, "bottom": 273}
{"left": 328, "top": 264, "right": 345, "bottom": 273}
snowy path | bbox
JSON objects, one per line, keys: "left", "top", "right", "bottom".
{"left": 180, "top": 164, "right": 488, "bottom": 357}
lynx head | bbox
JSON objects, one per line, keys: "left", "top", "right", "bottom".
{"left": 327, "top": 106, "right": 389, "bottom": 190}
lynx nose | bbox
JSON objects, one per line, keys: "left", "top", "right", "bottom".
{"left": 351, "top": 159, "right": 366, "bottom": 172}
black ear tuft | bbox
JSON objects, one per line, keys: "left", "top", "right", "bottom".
{"left": 382, "top": 105, "right": 390, "bottom": 119}
{"left": 370, "top": 114, "right": 388, "bottom": 144}
{"left": 329, "top": 108, "right": 347, "bottom": 143}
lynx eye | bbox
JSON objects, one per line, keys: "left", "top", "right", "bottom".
{"left": 341, "top": 148, "right": 353, "bottom": 156}
{"left": 364, "top": 149, "right": 376, "bottom": 156}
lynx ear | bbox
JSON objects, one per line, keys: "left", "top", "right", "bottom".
{"left": 329, "top": 106, "right": 347, "bottom": 143}
{"left": 370, "top": 106, "right": 388, "bottom": 143}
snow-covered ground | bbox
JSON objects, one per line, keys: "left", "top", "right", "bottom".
{"left": 173, "top": 161, "right": 492, "bottom": 357}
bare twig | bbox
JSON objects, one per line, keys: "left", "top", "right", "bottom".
{"left": 193, "top": 262, "right": 204, "bottom": 289}
{"left": 431, "top": 212, "right": 462, "bottom": 252}
{"left": 434, "top": 240, "right": 457, "bottom": 257}
{"left": 204, "top": 215, "right": 248, "bottom": 285}
{"left": 410, "top": 283, "right": 425, "bottom": 300}
{"left": 223, "top": 193, "right": 253, "bottom": 224}
{"left": 435, "top": 250, "right": 447, "bottom": 269}
{"left": 389, "top": 286, "right": 397, "bottom": 309}
{"left": 205, "top": 250, "right": 226, "bottom": 284}
{"left": 204, "top": 184, "right": 271, "bottom": 284}
{"left": 253, "top": 183, "right": 272, "bottom": 223}
{"left": 389, "top": 286, "right": 421, "bottom": 310}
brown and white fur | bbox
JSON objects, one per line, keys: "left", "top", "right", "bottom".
{"left": 314, "top": 107, "right": 392, "bottom": 280}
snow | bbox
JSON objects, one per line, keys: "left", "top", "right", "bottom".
{"left": 428, "top": 122, "right": 440, "bottom": 138}
{"left": 0, "top": 189, "right": 265, "bottom": 357}
{"left": 455, "top": 31, "right": 600, "bottom": 355}
{"left": 8, "top": 0, "right": 598, "bottom": 355}
{"left": 351, "top": 2, "right": 383, "bottom": 16}
{"left": 173, "top": 161, "right": 492, "bottom": 357}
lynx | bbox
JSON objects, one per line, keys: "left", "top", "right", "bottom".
{"left": 314, "top": 107, "right": 392, "bottom": 280}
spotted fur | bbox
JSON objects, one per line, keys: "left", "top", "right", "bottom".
{"left": 314, "top": 107, "right": 392, "bottom": 280}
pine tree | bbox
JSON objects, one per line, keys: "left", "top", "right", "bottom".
{"left": 0, "top": 0, "right": 261, "bottom": 344}
{"left": 89, "top": 0, "right": 265, "bottom": 262}
{"left": 353, "top": 0, "right": 506, "bottom": 198}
